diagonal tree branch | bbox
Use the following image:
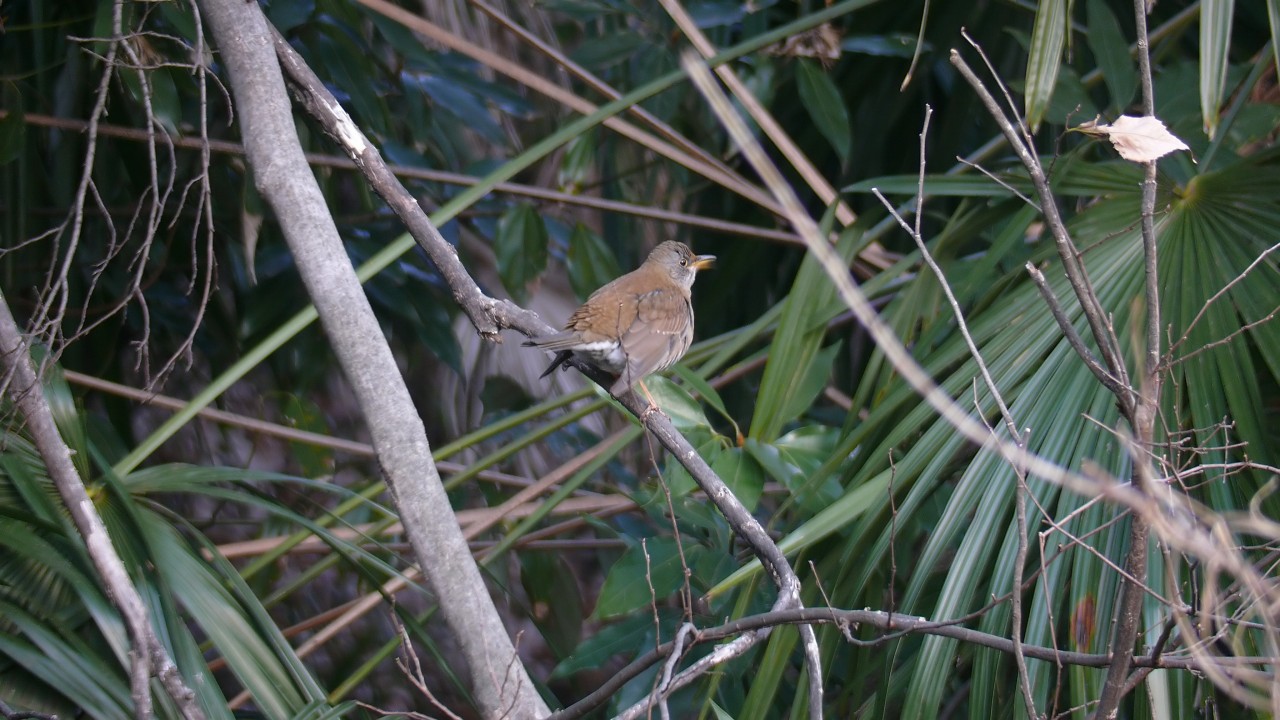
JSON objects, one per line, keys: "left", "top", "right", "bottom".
{"left": 197, "top": 1, "right": 548, "bottom": 716}
{"left": 0, "top": 293, "right": 206, "bottom": 720}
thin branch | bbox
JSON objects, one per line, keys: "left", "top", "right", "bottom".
{"left": 950, "top": 45, "right": 1136, "bottom": 419}
{"left": 1025, "top": 263, "right": 1127, "bottom": 396}
{"left": 956, "top": 156, "right": 1041, "bottom": 210}
{"left": 548, "top": 605, "right": 1272, "bottom": 720}
{"left": 1166, "top": 242, "right": 1279, "bottom": 358}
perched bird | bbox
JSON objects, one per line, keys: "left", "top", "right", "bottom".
{"left": 524, "top": 241, "right": 715, "bottom": 398}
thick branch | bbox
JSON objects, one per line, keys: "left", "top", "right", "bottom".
{"left": 197, "top": 1, "right": 547, "bottom": 716}
{"left": 0, "top": 294, "right": 205, "bottom": 720}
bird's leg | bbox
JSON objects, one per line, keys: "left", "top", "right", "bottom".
{"left": 637, "top": 379, "right": 664, "bottom": 422}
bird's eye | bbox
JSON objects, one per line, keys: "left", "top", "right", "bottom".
{"left": 680, "top": 258, "right": 688, "bottom": 266}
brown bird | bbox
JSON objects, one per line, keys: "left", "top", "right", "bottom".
{"left": 524, "top": 241, "right": 715, "bottom": 397}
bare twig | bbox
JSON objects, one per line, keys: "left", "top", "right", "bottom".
{"left": 548, "top": 604, "right": 1272, "bottom": 720}
{"left": 950, "top": 44, "right": 1136, "bottom": 419}
{"left": 392, "top": 614, "right": 465, "bottom": 720}
{"left": 1167, "top": 242, "right": 1280, "bottom": 356}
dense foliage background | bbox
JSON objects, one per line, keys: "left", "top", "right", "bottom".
{"left": 1, "top": 0, "right": 1278, "bottom": 717}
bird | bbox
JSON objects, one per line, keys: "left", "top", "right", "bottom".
{"left": 524, "top": 240, "right": 715, "bottom": 399}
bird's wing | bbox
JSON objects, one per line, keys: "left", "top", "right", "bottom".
{"left": 614, "top": 288, "right": 693, "bottom": 388}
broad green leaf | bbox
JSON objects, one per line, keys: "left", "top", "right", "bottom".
{"left": 593, "top": 537, "right": 689, "bottom": 619}
{"left": 671, "top": 364, "right": 733, "bottom": 428}
{"left": 495, "top": 203, "right": 549, "bottom": 303}
{"left": 711, "top": 447, "right": 764, "bottom": 513}
{"left": 571, "top": 33, "right": 646, "bottom": 70}
{"left": 521, "top": 552, "right": 583, "bottom": 659}
{"left": 567, "top": 223, "right": 621, "bottom": 300}
{"left": 795, "top": 58, "right": 852, "bottom": 163}
{"left": 558, "top": 134, "right": 597, "bottom": 193}
{"left": 643, "top": 375, "right": 712, "bottom": 431}
{"left": 419, "top": 76, "right": 506, "bottom": 146}
{"left": 1025, "top": 0, "right": 1067, "bottom": 130}
{"left": 778, "top": 341, "right": 841, "bottom": 428}
{"left": 1200, "top": 0, "right": 1234, "bottom": 138}
{"left": 1086, "top": 0, "right": 1135, "bottom": 112}
{"left": 551, "top": 614, "right": 655, "bottom": 678}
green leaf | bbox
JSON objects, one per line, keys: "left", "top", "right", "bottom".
{"left": 593, "top": 537, "right": 688, "bottom": 619}
{"left": 1200, "top": 0, "right": 1234, "bottom": 138}
{"left": 521, "top": 552, "right": 583, "bottom": 659}
{"left": 495, "top": 203, "right": 549, "bottom": 303}
{"left": 1025, "top": 0, "right": 1067, "bottom": 129}
{"left": 558, "top": 134, "right": 597, "bottom": 193}
{"left": 551, "top": 614, "right": 652, "bottom": 678}
{"left": 1086, "top": 0, "right": 1135, "bottom": 112}
{"left": 778, "top": 341, "right": 840, "bottom": 428}
{"left": 643, "top": 375, "right": 712, "bottom": 431}
{"left": 567, "top": 223, "right": 621, "bottom": 300}
{"left": 711, "top": 447, "right": 764, "bottom": 513}
{"left": 571, "top": 33, "right": 646, "bottom": 70}
{"left": 795, "top": 58, "right": 852, "bottom": 163}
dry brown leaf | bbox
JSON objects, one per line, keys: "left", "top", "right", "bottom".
{"left": 1077, "top": 115, "right": 1191, "bottom": 163}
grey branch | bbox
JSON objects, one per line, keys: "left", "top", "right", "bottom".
{"left": 0, "top": 294, "right": 206, "bottom": 720}
{"left": 197, "top": 0, "right": 548, "bottom": 716}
